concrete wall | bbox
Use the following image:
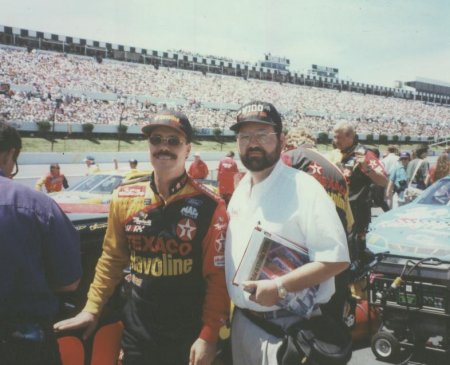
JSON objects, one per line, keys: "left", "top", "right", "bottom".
{"left": 18, "top": 151, "right": 234, "bottom": 165}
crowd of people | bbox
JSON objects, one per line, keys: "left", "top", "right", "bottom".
{"left": 1, "top": 47, "right": 450, "bottom": 137}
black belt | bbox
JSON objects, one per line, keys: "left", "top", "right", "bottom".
{"left": 239, "top": 307, "right": 294, "bottom": 320}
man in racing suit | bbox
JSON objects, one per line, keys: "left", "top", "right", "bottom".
{"left": 281, "top": 129, "right": 354, "bottom": 322}
{"left": 55, "top": 111, "right": 229, "bottom": 365}
{"left": 35, "top": 164, "right": 69, "bottom": 193}
{"left": 330, "top": 121, "right": 387, "bottom": 263}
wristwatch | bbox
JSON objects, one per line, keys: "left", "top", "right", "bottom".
{"left": 275, "top": 277, "right": 288, "bottom": 299}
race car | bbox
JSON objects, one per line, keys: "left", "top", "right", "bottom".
{"left": 367, "top": 176, "right": 450, "bottom": 259}
{"left": 51, "top": 169, "right": 150, "bottom": 213}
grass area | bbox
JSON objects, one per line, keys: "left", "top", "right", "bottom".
{"left": 21, "top": 137, "right": 237, "bottom": 153}
{"left": 21, "top": 137, "right": 447, "bottom": 154}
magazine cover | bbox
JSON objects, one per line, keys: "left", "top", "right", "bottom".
{"left": 233, "top": 226, "right": 319, "bottom": 317}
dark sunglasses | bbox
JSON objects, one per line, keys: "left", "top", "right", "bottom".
{"left": 51, "top": 166, "right": 60, "bottom": 169}
{"left": 149, "top": 135, "right": 184, "bottom": 146}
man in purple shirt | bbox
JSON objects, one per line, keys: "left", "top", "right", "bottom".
{"left": 0, "top": 122, "right": 82, "bottom": 365}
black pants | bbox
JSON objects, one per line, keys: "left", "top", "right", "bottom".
{"left": 121, "top": 291, "right": 202, "bottom": 365}
{"left": 122, "top": 324, "right": 200, "bottom": 365}
{"left": 0, "top": 323, "right": 61, "bottom": 365}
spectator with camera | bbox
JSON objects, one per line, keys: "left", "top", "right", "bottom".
{"left": 386, "top": 152, "right": 410, "bottom": 208}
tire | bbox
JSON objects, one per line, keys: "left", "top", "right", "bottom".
{"left": 371, "top": 331, "right": 401, "bottom": 361}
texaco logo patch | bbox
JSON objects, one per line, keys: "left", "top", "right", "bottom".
{"left": 215, "top": 232, "right": 225, "bottom": 253}
{"left": 176, "top": 218, "right": 197, "bottom": 241}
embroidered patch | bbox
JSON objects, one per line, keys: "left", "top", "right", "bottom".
{"left": 176, "top": 218, "right": 197, "bottom": 241}
{"left": 118, "top": 185, "right": 146, "bottom": 197}
{"left": 214, "top": 255, "right": 225, "bottom": 267}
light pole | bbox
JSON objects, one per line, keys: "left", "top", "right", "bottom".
{"left": 51, "top": 98, "right": 62, "bottom": 152}
{"left": 221, "top": 110, "right": 233, "bottom": 151}
{"left": 117, "top": 101, "right": 126, "bottom": 152}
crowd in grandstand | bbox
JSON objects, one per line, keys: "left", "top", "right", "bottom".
{"left": 1, "top": 47, "right": 449, "bottom": 137}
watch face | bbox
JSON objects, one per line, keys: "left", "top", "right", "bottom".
{"left": 278, "top": 284, "right": 287, "bottom": 299}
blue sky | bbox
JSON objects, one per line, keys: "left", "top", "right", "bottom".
{"left": 1, "top": 0, "right": 449, "bottom": 86}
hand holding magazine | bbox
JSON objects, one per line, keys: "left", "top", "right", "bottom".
{"left": 233, "top": 225, "right": 320, "bottom": 317}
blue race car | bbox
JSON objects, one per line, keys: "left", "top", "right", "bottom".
{"left": 367, "top": 176, "right": 450, "bottom": 260}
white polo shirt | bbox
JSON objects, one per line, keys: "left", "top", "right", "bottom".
{"left": 225, "top": 160, "right": 349, "bottom": 312}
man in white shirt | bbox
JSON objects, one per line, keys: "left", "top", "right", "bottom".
{"left": 224, "top": 101, "right": 350, "bottom": 365}
{"left": 381, "top": 145, "right": 399, "bottom": 177}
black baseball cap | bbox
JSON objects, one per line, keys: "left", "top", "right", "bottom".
{"left": 230, "top": 101, "right": 282, "bottom": 133}
{"left": 142, "top": 110, "right": 193, "bottom": 142}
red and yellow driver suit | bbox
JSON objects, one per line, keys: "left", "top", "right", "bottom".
{"left": 83, "top": 172, "right": 229, "bottom": 363}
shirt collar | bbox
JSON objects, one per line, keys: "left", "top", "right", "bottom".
{"left": 149, "top": 170, "right": 189, "bottom": 196}
{"left": 245, "top": 159, "right": 283, "bottom": 196}
{"left": 340, "top": 142, "right": 359, "bottom": 161}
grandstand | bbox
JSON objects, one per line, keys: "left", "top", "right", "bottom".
{"left": 406, "top": 77, "right": 450, "bottom": 99}
{"left": 1, "top": 24, "right": 449, "bottom": 141}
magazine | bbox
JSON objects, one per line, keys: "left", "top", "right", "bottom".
{"left": 233, "top": 225, "right": 320, "bottom": 317}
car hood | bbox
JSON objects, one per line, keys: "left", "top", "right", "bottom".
{"left": 367, "top": 204, "right": 450, "bottom": 260}
{"left": 51, "top": 191, "right": 111, "bottom": 204}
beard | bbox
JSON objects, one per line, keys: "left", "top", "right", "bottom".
{"left": 240, "top": 144, "right": 281, "bottom": 172}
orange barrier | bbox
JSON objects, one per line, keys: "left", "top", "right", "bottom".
{"left": 58, "top": 336, "right": 85, "bottom": 365}
{"left": 90, "top": 321, "right": 124, "bottom": 365}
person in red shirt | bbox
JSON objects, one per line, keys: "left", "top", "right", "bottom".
{"left": 217, "top": 151, "right": 239, "bottom": 204}
{"left": 188, "top": 152, "right": 209, "bottom": 179}
{"left": 35, "top": 163, "right": 69, "bottom": 193}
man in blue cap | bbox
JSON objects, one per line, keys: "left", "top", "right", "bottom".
{"left": 84, "top": 155, "right": 100, "bottom": 175}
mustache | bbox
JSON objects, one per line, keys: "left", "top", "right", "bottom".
{"left": 153, "top": 151, "right": 177, "bottom": 159}
{"left": 246, "top": 147, "right": 266, "bottom": 154}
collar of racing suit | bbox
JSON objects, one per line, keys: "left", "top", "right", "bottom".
{"left": 149, "top": 170, "right": 189, "bottom": 197}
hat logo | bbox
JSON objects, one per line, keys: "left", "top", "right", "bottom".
{"left": 240, "top": 103, "right": 265, "bottom": 115}
{"left": 238, "top": 103, "right": 272, "bottom": 121}
{"left": 154, "top": 114, "right": 180, "bottom": 124}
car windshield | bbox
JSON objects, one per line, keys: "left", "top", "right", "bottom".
{"left": 67, "top": 174, "right": 124, "bottom": 194}
{"left": 416, "top": 178, "right": 450, "bottom": 206}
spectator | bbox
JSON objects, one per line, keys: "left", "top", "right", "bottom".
{"left": 129, "top": 158, "right": 138, "bottom": 171}
{"left": 1, "top": 47, "right": 450, "bottom": 138}
{"left": 35, "top": 163, "right": 69, "bottom": 193}
{"left": 386, "top": 152, "right": 410, "bottom": 208}
{"left": 406, "top": 144, "right": 429, "bottom": 190}
{"left": 84, "top": 155, "right": 100, "bottom": 175}
{"left": 426, "top": 152, "right": 450, "bottom": 186}
{"left": 369, "top": 148, "right": 390, "bottom": 212}
{"left": 224, "top": 101, "right": 349, "bottom": 365}
{"left": 217, "top": 151, "right": 239, "bottom": 205}
{"left": 188, "top": 152, "right": 209, "bottom": 179}
{"left": 381, "top": 145, "right": 399, "bottom": 177}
